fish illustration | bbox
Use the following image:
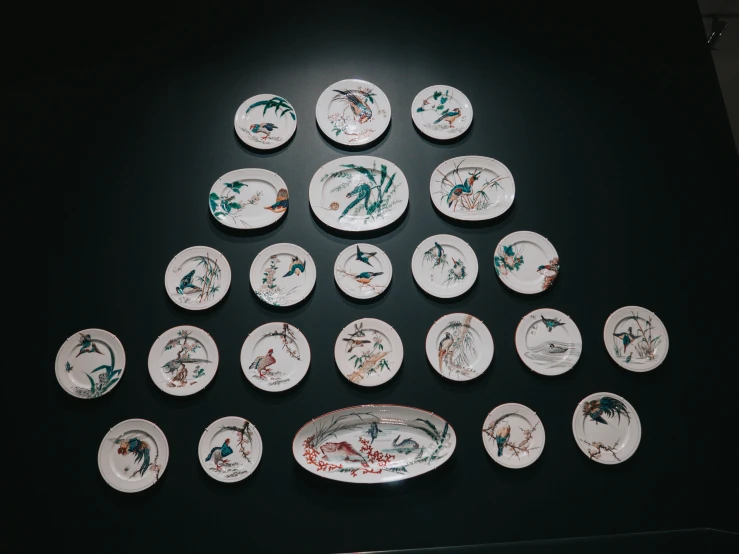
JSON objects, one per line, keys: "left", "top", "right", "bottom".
{"left": 392, "top": 435, "right": 420, "bottom": 452}
{"left": 320, "top": 441, "right": 368, "bottom": 467}
{"left": 367, "top": 422, "right": 383, "bottom": 445}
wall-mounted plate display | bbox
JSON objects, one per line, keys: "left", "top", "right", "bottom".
{"left": 315, "top": 79, "right": 390, "bottom": 146}
{"left": 334, "top": 243, "right": 392, "bottom": 299}
{"left": 240, "top": 322, "right": 311, "bottom": 392}
{"left": 147, "top": 326, "right": 218, "bottom": 396}
{"left": 165, "top": 246, "right": 232, "bottom": 310}
{"left": 425, "top": 313, "right": 493, "bottom": 381}
{"left": 494, "top": 231, "right": 558, "bottom": 294}
{"left": 604, "top": 306, "right": 669, "bottom": 372}
{"left": 250, "top": 243, "right": 315, "bottom": 307}
{"left": 199, "top": 416, "right": 263, "bottom": 483}
{"left": 412, "top": 234, "right": 478, "bottom": 298}
{"left": 515, "top": 309, "right": 582, "bottom": 376}
{"left": 411, "top": 85, "right": 473, "bottom": 140}
{"left": 209, "top": 169, "right": 288, "bottom": 229}
{"left": 334, "top": 318, "right": 403, "bottom": 387}
{"left": 572, "top": 392, "right": 641, "bottom": 464}
{"left": 55, "top": 329, "right": 125, "bottom": 399}
{"left": 482, "top": 403, "right": 545, "bottom": 469}
{"left": 234, "top": 94, "right": 297, "bottom": 150}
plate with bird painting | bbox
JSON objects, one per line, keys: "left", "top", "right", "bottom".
{"left": 573, "top": 392, "right": 641, "bottom": 464}
{"left": 335, "top": 318, "right": 403, "bottom": 387}
{"left": 240, "top": 322, "right": 311, "bottom": 392}
{"left": 234, "top": 94, "right": 297, "bottom": 150}
{"left": 411, "top": 85, "right": 473, "bottom": 140}
{"left": 209, "top": 168, "right": 289, "bottom": 229}
{"left": 98, "top": 419, "right": 168, "bottom": 492}
{"left": 604, "top": 306, "right": 669, "bottom": 372}
{"left": 55, "top": 328, "right": 125, "bottom": 399}
{"left": 482, "top": 403, "right": 545, "bottom": 469}
{"left": 165, "top": 246, "right": 232, "bottom": 310}
{"left": 199, "top": 417, "right": 263, "bottom": 483}
{"left": 315, "top": 79, "right": 390, "bottom": 146}
{"left": 249, "top": 243, "right": 316, "bottom": 307}
{"left": 334, "top": 243, "right": 392, "bottom": 299}
{"left": 412, "top": 234, "right": 479, "bottom": 299}
{"left": 515, "top": 309, "right": 582, "bottom": 376}
{"left": 494, "top": 231, "right": 559, "bottom": 294}
{"left": 426, "top": 313, "right": 493, "bottom": 381}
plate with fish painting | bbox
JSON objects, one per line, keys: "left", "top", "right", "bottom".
{"left": 240, "top": 322, "right": 311, "bottom": 392}
{"left": 411, "top": 85, "right": 473, "bottom": 140}
{"left": 482, "top": 403, "right": 545, "bottom": 469}
{"left": 426, "top": 313, "right": 493, "bottom": 381}
{"left": 315, "top": 79, "right": 390, "bottom": 146}
{"left": 165, "top": 246, "right": 232, "bottom": 310}
{"left": 515, "top": 309, "right": 582, "bottom": 376}
{"left": 573, "top": 392, "right": 641, "bottom": 465}
{"left": 55, "top": 328, "right": 125, "bottom": 399}
{"left": 234, "top": 94, "right": 297, "bottom": 150}
{"left": 209, "top": 168, "right": 289, "bottom": 229}
{"left": 334, "top": 318, "right": 403, "bottom": 387}
{"left": 98, "top": 419, "right": 168, "bottom": 493}
{"left": 604, "top": 306, "right": 669, "bottom": 372}
{"left": 199, "top": 416, "right": 263, "bottom": 483}
{"left": 412, "top": 234, "right": 479, "bottom": 299}
{"left": 334, "top": 243, "right": 392, "bottom": 299}
{"left": 249, "top": 243, "right": 316, "bottom": 307}
{"left": 293, "top": 404, "right": 455, "bottom": 483}
{"left": 494, "top": 231, "right": 559, "bottom": 294}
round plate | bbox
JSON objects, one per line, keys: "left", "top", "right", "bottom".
{"left": 572, "top": 392, "right": 641, "bottom": 464}
{"left": 209, "top": 169, "right": 289, "bottom": 229}
{"left": 54, "top": 328, "right": 125, "bottom": 399}
{"left": 604, "top": 305, "right": 669, "bottom": 372}
{"left": 334, "top": 243, "right": 392, "bottom": 299}
{"left": 426, "top": 313, "right": 493, "bottom": 381}
{"left": 240, "top": 322, "right": 311, "bottom": 392}
{"left": 482, "top": 403, "right": 545, "bottom": 469}
{"left": 411, "top": 85, "right": 472, "bottom": 140}
{"left": 199, "top": 416, "right": 263, "bottom": 482}
{"left": 334, "top": 318, "right": 403, "bottom": 387}
{"left": 494, "top": 231, "right": 559, "bottom": 294}
{"left": 98, "top": 419, "right": 168, "bottom": 492}
{"left": 315, "top": 79, "right": 390, "bottom": 146}
{"left": 147, "top": 326, "right": 219, "bottom": 396}
{"left": 515, "top": 309, "right": 582, "bottom": 376}
{"left": 165, "top": 246, "right": 232, "bottom": 310}
{"left": 412, "top": 234, "right": 479, "bottom": 298}
{"left": 250, "top": 243, "right": 316, "bottom": 307}
{"left": 234, "top": 94, "right": 297, "bottom": 150}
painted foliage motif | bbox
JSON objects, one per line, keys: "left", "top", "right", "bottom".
{"left": 579, "top": 396, "right": 632, "bottom": 462}
{"left": 203, "top": 420, "right": 254, "bottom": 480}
{"left": 247, "top": 324, "right": 301, "bottom": 388}
{"left": 255, "top": 254, "right": 308, "bottom": 306}
{"left": 494, "top": 241, "right": 559, "bottom": 292}
{"left": 340, "top": 322, "right": 393, "bottom": 384}
{"left": 415, "top": 89, "right": 467, "bottom": 135}
{"left": 483, "top": 411, "right": 541, "bottom": 462}
{"left": 522, "top": 313, "right": 581, "bottom": 371}
{"left": 434, "top": 160, "right": 510, "bottom": 214}
{"left": 611, "top": 310, "right": 663, "bottom": 367}
{"left": 172, "top": 254, "right": 222, "bottom": 306}
{"left": 328, "top": 87, "right": 387, "bottom": 143}
{"left": 159, "top": 329, "right": 211, "bottom": 388}
{"left": 239, "top": 96, "right": 295, "bottom": 146}
{"left": 422, "top": 241, "right": 467, "bottom": 286}
{"left": 65, "top": 333, "right": 123, "bottom": 398}
{"left": 436, "top": 315, "right": 479, "bottom": 379}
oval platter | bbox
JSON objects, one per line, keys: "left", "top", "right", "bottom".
{"left": 425, "top": 313, "right": 493, "bottom": 381}
{"left": 209, "top": 168, "right": 289, "bottom": 229}
{"left": 412, "top": 85, "right": 473, "bottom": 140}
{"left": 334, "top": 243, "right": 392, "bottom": 299}
{"left": 249, "top": 243, "right": 316, "bottom": 307}
{"left": 515, "top": 308, "right": 582, "bottom": 376}
{"left": 199, "top": 416, "right": 264, "bottom": 483}
{"left": 411, "top": 234, "right": 479, "bottom": 298}
{"left": 334, "top": 318, "right": 403, "bottom": 387}
{"left": 315, "top": 79, "right": 390, "bottom": 146}
{"left": 234, "top": 93, "right": 297, "bottom": 150}
{"left": 494, "top": 231, "right": 559, "bottom": 294}
{"left": 165, "top": 246, "right": 232, "bottom": 310}
{"left": 603, "top": 305, "right": 669, "bottom": 372}
{"left": 240, "top": 322, "right": 311, "bottom": 392}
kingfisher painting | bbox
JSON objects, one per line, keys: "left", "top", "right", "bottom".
{"left": 582, "top": 396, "right": 631, "bottom": 425}
{"left": 176, "top": 269, "right": 201, "bottom": 295}
{"left": 264, "top": 188, "right": 289, "bottom": 213}
{"left": 613, "top": 327, "right": 639, "bottom": 352}
{"left": 76, "top": 333, "right": 102, "bottom": 357}
{"left": 332, "top": 89, "right": 373, "bottom": 124}
{"left": 494, "top": 421, "right": 511, "bottom": 457}
{"left": 540, "top": 314, "right": 565, "bottom": 332}
{"left": 434, "top": 107, "right": 462, "bottom": 128}
{"left": 283, "top": 256, "right": 306, "bottom": 277}
{"left": 537, "top": 257, "right": 560, "bottom": 291}
{"left": 115, "top": 435, "right": 153, "bottom": 479}
{"left": 444, "top": 169, "right": 480, "bottom": 209}
{"left": 340, "top": 183, "right": 372, "bottom": 220}
{"left": 249, "top": 122, "right": 278, "bottom": 142}
{"left": 355, "top": 245, "right": 377, "bottom": 266}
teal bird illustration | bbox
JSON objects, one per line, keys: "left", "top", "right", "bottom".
{"left": 161, "top": 357, "right": 211, "bottom": 373}
{"left": 354, "top": 271, "right": 383, "bottom": 285}
{"left": 613, "top": 327, "right": 639, "bottom": 351}
{"left": 204, "top": 438, "right": 233, "bottom": 470}
{"left": 582, "top": 396, "right": 631, "bottom": 425}
{"left": 65, "top": 361, "right": 73, "bottom": 372}
{"left": 264, "top": 188, "right": 289, "bottom": 213}
{"left": 624, "top": 353, "right": 632, "bottom": 363}
{"left": 347, "top": 322, "right": 365, "bottom": 337}
{"left": 115, "top": 436, "right": 151, "bottom": 478}
{"left": 434, "top": 242, "right": 444, "bottom": 258}
{"left": 494, "top": 421, "right": 511, "bottom": 457}
{"left": 283, "top": 256, "right": 306, "bottom": 277}
{"left": 445, "top": 169, "right": 480, "bottom": 208}
{"left": 438, "top": 331, "right": 453, "bottom": 370}
{"left": 540, "top": 315, "right": 565, "bottom": 332}
{"left": 176, "top": 270, "right": 200, "bottom": 295}
{"left": 76, "top": 333, "right": 102, "bottom": 357}
{"left": 249, "top": 122, "right": 278, "bottom": 141}
{"left": 332, "top": 89, "right": 373, "bottom": 123}
{"left": 434, "top": 107, "right": 462, "bottom": 127}
{"left": 339, "top": 183, "right": 372, "bottom": 220}
{"left": 355, "top": 245, "right": 377, "bottom": 266}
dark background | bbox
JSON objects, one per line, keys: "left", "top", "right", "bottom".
{"left": 15, "top": 2, "right": 738, "bottom": 552}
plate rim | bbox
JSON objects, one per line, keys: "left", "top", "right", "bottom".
{"left": 425, "top": 312, "right": 494, "bottom": 381}
{"left": 333, "top": 243, "right": 393, "bottom": 299}
{"left": 603, "top": 305, "right": 669, "bottom": 372}
{"left": 198, "top": 416, "right": 264, "bottom": 483}
{"left": 248, "top": 242, "right": 316, "bottom": 307}
{"left": 164, "top": 245, "right": 232, "bottom": 311}
{"left": 334, "top": 317, "right": 403, "bottom": 387}
{"left": 482, "top": 402, "right": 546, "bottom": 469}
{"left": 514, "top": 308, "right": 582, "bottom": 376}
{"left": 208, "top": 168, "right": 289, "bottom": 229}
{"left": 411, "top": 233, "right": 479, "bottom": 298}
{"left": 494, "top": 230, "right": 558, "bottom": 295}
{"left": 411, "top": 84, "right": 473, "bottom": 141}
{"left": 233, "top": 93, "right": 297, "bottom": 150}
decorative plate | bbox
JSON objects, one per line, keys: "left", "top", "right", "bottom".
{"left": 604, "top": 305, "right": 669, "bottom": 372}
{"left": 147, "top": 326, "right": 219, "bottom": 396}
{"left": 425, "top": 313, "right": 493, "bottom": 381}
{"left": 165, "top": 246, "right": 232, "bottom": 310}
{"left": 309, "top": 156, "right": 409, "bottom": 232}
{"left": 240, "top": 322, "right": 311, "bottom": 392}
{"left": 234, "top": 94, "right": 297, "bottom": 150}
{"left": 334, "top": 243, "right": 392, "bottom": 299}
{"left": 411, "top": 85, "right": 473, "bottom": 140}
{"left": 98, "top": 419, "right": 168, "bottom": 492}
{"left": 482, "top": 403, "right": 545, "bottom": 469}
{"left": 293, "top": 405, "right": 455, "bottom": 483}
{"left": 412, "top": 234, "right": 479, "bottom": 298}
{"left": 54, "top": 328, "right": 125, "bottom": 399}
{"left": 573, "top": 392, "right": 641, "bottom": 464}
{"left": 315, "top": 79, "right": 390, "bottom": 146}
{"left": 209, "top": 169, "right": 289, "bottom": 229}
{"left": 249, "top": 243, "right": 316, "bottom": 307}
{"left": 199, "top": 416, "right": 263, "bottom": 483}
{"left": 334, "top": 318, "right": 403, "bottom": 387}
{"left": 515, "top": 309, "right": 582, "bottom": 376}
{"left": 494, "top": 231, "right": 559, "bottom": 294}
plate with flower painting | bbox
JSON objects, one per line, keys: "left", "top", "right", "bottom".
{"left": 240, "top": 322, "right": 311, "bottom": 392}
{"left": 604, "top": 305, "right": 669, "bottom": 372}
{"left": 411, "top": 85, "right": 473, "bottom": 140}
{"left": 482, "top": 403, "right": 545, "bottom": 469}
{"left": 55, "top": 328, "right": 125, "bottom": 399}
{"left": 426, "top": 313, "right": 493, "bottom": 381}
{"left": 334, "top": 243, "right": 392, "bottom": 299}
{"left": 515, "top": 309, "right": 582, "bottom": 376}
{"left": 494, "top": 231, "right": 559, "bottom": 294}
{"left": 234, "top": 94, "right": 297, "bottom": 150}
{"left": 98, "top": 419, "right": 168, "bottom": 492}
{"left": 209, "top": 169, "right": 289, "bottom": 229}
{"left": 165, "top": 246, "right": 232, "bottom": 310}
{"left": 334, "top": 318, "right": 403, "bottom": 387}
{"left": 412, "top": 234, "right": 478, "bottom": 299}
{"left": 199, "top": 416, "right": 263, "bottom": 483}
{"left": 249, "top": 243, "right": 315, "bottom": 307}
{"left": 315, "top": 79, "right": 390, "bottom": 146}
{"left": 573, "top": 392, "right": 641, "bottom": 465}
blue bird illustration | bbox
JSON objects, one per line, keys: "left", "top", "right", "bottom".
{"left": 264, "top": 188, "right": 289, "bottom": 213}
{"left": 434, "top": 107, "right": 462, "bottom": 127}
{"left": 438, "top": 331, "right": 453, "bottom": 370}
{"left": 354, "top": 271, "right": 383, "bottom": 285}
{"left": 283, "top": 256, "right": 306, "bottom": 277}
{"left": 540, "top": 314, "right": 565, "bottom": 332}
{"left": 332, "top": 89, "right": 373, "bottom": 123}
{"left": 624, "top": 353, "right": 632, "bottom": 363}
{"left": 176, "top": 270, "right": 200, "bottom": 295}
{"left": 160, "top": 357, "right": 211, "bottom": 373}
{"left": 434, "top": 242, "right": 444, "bottom": 259}
{"left": 65, "top": 361, "right": 73, "bottom": 372}
{"left": 582, "top": 396, "right": 631, "bottom": 425}
{"left": 445, "top": 169, "right": 480, "bottom": 209}
{"left": 355, "top": 245, "right": 377, "bottom": 266}
{"left": 367, "top": 422, "right": 383, "bottom": 445}
{"left": 115, "top": 436, "right": 151, "bottom": 478}
{"left": 494, "top": 421, "right": 511, "bottom": 457}
{"left": 613, "top": 327, "right": 639, "bottom": 351}
{"left": 76, "top": 333, "right": 102, "bottom": 357}
{"left": 339, "top": 183, "right": 372, "bottom": 220}
{"left": 249, "top": 122, "right": 278, "bottom": 141}
{"left": 204, "top": 438, "right": 234, "bottom": 470}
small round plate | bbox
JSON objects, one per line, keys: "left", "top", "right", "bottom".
{"left": 165, "top": 246, "right": 232, "bottom": 310}
{"left": 482, "top": 403, "right": 545, "bottom": 469}
{"left": 240, "top": 322, "right": 311, "bottom": 392}
{"left": 494, "top": 231, "right": 559, "bottom": 294}
{"left": 573, "top": 392, "right": 641, "bottom": 464}
{"left": 55, "top": 329, "right": 125, "bottom": 399}
{"left": 334, "top": 318, "right": 403, "bottom": 387}
{"left": 412, "top": 234, "right": 478, "bottom": 298}
{"left": 250, "top": 243, "right": 315, "bottom": 307}
{"left": 426, "top": 313, "right": 493, "bottom": 381}
{"left": 209, "top": 169, "right": 289, "bottom": 229}
{"left": 334, "top": 243, "right": 392, "bottom": 299}
{"left": 604, "top": 305, "right": 669, "bottom": 372}
{"left": 234, "top": 94, "right": 297, "bottom": 150}
{"left": 515, "top": 309, "right": 582, "bottom": 376}
{"left": 411, "top": 85, "right": 472, "bottom": 140}
{"left": 98, "top": 419, "right": 168, "bottom": 492}
{"left": 199, "top": 416, "right": 263, "bottom": 482}
{"left": 316, "top": 79, "right": 390, "bottom": 146}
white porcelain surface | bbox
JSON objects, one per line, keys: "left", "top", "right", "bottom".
{"left": 55, "top": 329, "right": 125, "bottom": 399}
{"left": 199, "top": 416, "right": 263, "bottom": 482}
{"left": 147, "top": 326, "right": 218, "bottom": 396}
{"left": 234, "top": 93, "right": 297, "bottom": 149}
{"left": 240, "top": 322, "right": 310, "bottom": 392}
{"left": 209, "top": 168, "right": 289, "bottom": 229}
{"left": 334, "top": 318, "right": 403, "bottom": 387}
{"left": 412, "top": 234, "right": 478, "bottom": 298}
{"left": 515, "top": 309, "right": 582, "bottom": 376}
{"left": 482, "top": 403, "right": 545, "bottom": 469}
{"left": 426, "top": 313, "right": 493, "bottom": 381}
{"left": 494, "top": 231, "right": 559, "bottom": 294}
{"left": 572, "top": 392, "right": 641, "bottom": 464}
{"left": 604, "top": 306, "right": 669, "bottom": 372}
{"left": 249, "top": 243, "right": 315, "bottom": 307}
{"left": 334, "top": 243, "right": 392, "bottom": 299}
{"left": 315, "top": 79, "right": 390, "bottom": 146}
{"left": 411, "top": 85, "right": 472, "bottom": 140}
{"left": 165, "top": 246, "right": 232, "bottom": 310}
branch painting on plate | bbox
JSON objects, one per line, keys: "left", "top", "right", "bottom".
{"left": 437, "top": 315, "right": 479, "bottom": 379}
{"left": 434, "top": 159, "right": 509, "bottom": 213}
{"left": 483, "top": 412, "right": 541, "bottom": 461}
{"left": 422, "top": 242, "right": 467, "bottom": 286}
{"left": 611, "top": 310, "right": 663, "bottom": 366}
{"left": 160, "top": 329, "right": 211, "bottom": 388}
{"left": 580, "top": 396, "right": 631, "bottom": 462}
{"left": 494, "top": 243, "right": 524, "bottom": 277}
{"left": 172, "top": 254, "right": 222, "bottom": 306}
{"left": 328, "top": 88, "right": 387, "bottom": 143}
{"left": 247, "top": 324, "right": 300, "bottom": 388}
{"left": 209, "top": 180, "right": 265, "bottom": 227}
{"left": 113, "top": 434, "right": 161, "bottom": 481}
{"left": 239, "top": 96, "right": 295, "bottom": 146}
{"left": 204, "top": 420, "right": 253, "bottom": 479}
{"left": 415, "top": 89, "right": 467, "bottom": 134}
{"left": 341, "top": 322, "right": 392, "bottom": 384}
{"left": 67, "top": 333, "right": 123, "bottom": 398}
{"left": 255, "top": 255, "right": 307, "bottom": 306}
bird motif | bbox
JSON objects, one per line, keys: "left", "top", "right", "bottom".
{"left": 283, "top": 256, "right": 306, "bottom": 278}
{"left": 249, "top": 122, "right": 278, "bottom": 141}
{"left": 582, "top": 396, "right": 631, "bottom": 425}
{"left": 624, "top": 353, "right": 632, "bottom": 363}
{"left": 537, "top": 260, "right": 560, "bottom": 276}
{"left": 540, "top": 315, "right": 565, "bottom": 332}
{"left": 434, "top": 242, "right": 444, "bottom": 259}
{"left": 347, "top": 322, "right": 365, "bottom": 337}
{"left": 438, "top": 331, "right": 453, "bottom": 369}
{"left": 355, "top": 245, "right": 377, "bottom": 266}
{"left": 76, "top": 333, "right": 102, "bottom": 357}
{"left": 160, "top": 357, "right": 211, "bottom": 373}
{"left": 449, "top": 258, "right": 466, "bottom": 279}
{"left": 354, "top": 271, "right": 383, "bottom": 285}
{"left": 264, "top": 188, "right": 289, "bottom": 213}
{"left": 339, "top": 183, "right": 372, "bottom": 220}
{"left": 434, "top": 107, "right": 462, "bottom": 127}
{"left": 249, "top": 349, "right": 276, "bottom": 378}
{"left": 204, "top": 438, "right": 233, "bottom": 470}
{"left": 613, "top": 327, "right": 639, "bottom": 351}
{"left": 332, "top": 89, "right": 373, "bottom": 123}
{"left": 494, "top": 421, "right": 511, "bottom": 457}
{"left": 343, "top": 337, "right": 371, "bottom": 352}
{"left": 115, "top": 436, "right": 151, "bottom": 478}
{"left": 446, "top": 169, "right": 481, "bottom": 208}
{"left": 547, "top": 343, "right": 569, "bottom": 354}
{"left": 176, "top": 269, "right": 201, "bottom": 295}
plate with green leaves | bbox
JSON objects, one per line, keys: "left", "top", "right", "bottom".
{"left": 412, "top": 85, "right": 473, "bottom": 140}
{"left": 209, "top": 168, "right": 289, "bottom": 229}
{"left": 334, "top": 318, "right": 403, "bottom": 387}
{"left": 315, "top": 79, "right": 390, "bottom": 146}
{"left": 494, "top": 231, "right": 559, "bottom": 294}
{"left": 165, "top": 246, "right": 232, "bottom": 310}
{"left": 234, "top": 93, "right": 297, "bottom": 150}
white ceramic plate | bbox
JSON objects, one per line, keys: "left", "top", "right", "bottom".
{"left": 334, "top": 318, "right": 403, "bottom": 387}
{"left": 425, "top": 313, "right": 493, "bottom": 381}
{"left": 334, "top": 243, "right": 392, "bottom": 299}
{"left": 250, "top": 243, "right": 316, "bottom": 307}
{"left": 315, "top": 79, "right": 390, "bottom": 146}
{"left": 293, "top": 405, "right": 455, "bottom": 483}
{"left": 240, "top": 322, "right": 311, "bottom": 392}
{"left": 98, "top": 419, "right": 168, "bottom": 492}
{"left": 209, "top": 169, "right": 289, "bottom": 229}
{"left": 482, "top": 403, "right": 545, "bottom": 469}
{"left": 165, "top": 246, "right": 232, "bottom": 310}
{"left": 515, "top": 309, "right": 582, "bottom": 376}
{"left": 411, "top": 85, "right": 472, "bottom": 140}
{"left": 55, "top": 329, "right": 125, "bottom": 399}
{"left": 147, "top": 326, "right": 218, "bottom": 396}
{"left": 412, "top": 234, "right": 478, "bottom": 298}
{"left": 604, "top": 305, "right": 669, "bottom": 372}
{"left": 573, "top": 392, "right": 641, "bottom": 464}
{"left": 494, "top": 231, "right": 559, "bottom": 294}
{"left": 234, "top": 94, "right": 297, "bottom": 150}
{"left": 199, "top": 416, "right": 263, "bottom": 482}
